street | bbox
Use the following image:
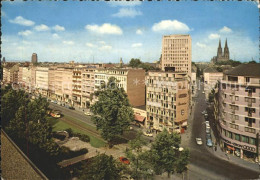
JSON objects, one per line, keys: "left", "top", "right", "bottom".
{"left": 187, "top": 81, "right": 260, "bottom": 179}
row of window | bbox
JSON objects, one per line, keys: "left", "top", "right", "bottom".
{"left": 224, "top": 94, "right": 256, "bottom": 103}
{"left": 222, "top": 129, "right": 256, "bottom": 145}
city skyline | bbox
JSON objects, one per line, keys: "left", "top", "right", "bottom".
{"left": 2, "top": 1, "right": 259, "bottom": 63}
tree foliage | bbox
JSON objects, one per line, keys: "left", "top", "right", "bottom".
{"left": 91, "top": 77, "right": 134, "bottom": 147}
{"left": 126, "top": 132, "right": 153, "bottom": 179}
{"left": 79, "top": 154, "right": 125, "bottom": 180}
{"left": 129, "top": 58, "right": 142, "bottom": 68}
{"left": 147, "top": 129, "right": 189, "bottom": 177}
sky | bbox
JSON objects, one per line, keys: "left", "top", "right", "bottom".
{"left": 1, "top": 1, "right": 259, "bottom": 63}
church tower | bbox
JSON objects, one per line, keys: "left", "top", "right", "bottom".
{"left": 224, "top": 38, "right": 229, "bottom": 60}
{"left": 217, "top": 39, "right": 222, "bottom": 58}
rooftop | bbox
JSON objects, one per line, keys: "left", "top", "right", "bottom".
{"left": 225, "top": 63, "right": 260, "bottom": 77}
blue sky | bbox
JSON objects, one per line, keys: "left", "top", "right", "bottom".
{"left": 1, "top": 1, "right": 259, "bottom": 63}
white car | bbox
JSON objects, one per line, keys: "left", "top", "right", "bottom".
{"left": 84, "top": 112, "right": 92, "bottom": 116}
{"left": 202, "top": 91, "right": 205, "bottom": 94}
{"left": 196, "top": 138, "right": 203, "bottom": 145}
{"left": 143, "top": 131, "right": 153, "bottom": 137}
{"left": 202, "top": 110, "right": 207, "bottom": 115}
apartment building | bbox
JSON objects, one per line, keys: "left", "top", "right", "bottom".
{"left": 81, "top": 68, "right": 95, "bottom": 108}
{"left": 203, "top": 67, "right": 223, "bottom": 99}
{"left": 161, "top": 34, "right": 192, "bottom": 76}
{"left": 214, "top": 63, "right": 260, "bottom": 161}
{"left": 146, "top": 71, "right": 190, "bottom": 133}
{"left": 35, "top": 67, "right": 49, "bottom": 97}
{"left": 18, "top": 66, "right": 32, "bottom": 91}
{"left": 72, "top": 68, "right": 82, "bottom": 107}
{"left": 3, "top": 63, "right": 19, "bottom": 84}
{"left": 94, "top": 68, "right": 146, "bottom": 107}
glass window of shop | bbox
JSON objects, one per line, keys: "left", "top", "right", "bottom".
{"left": 227, "top": 131, "right": 232, "bottom": 138}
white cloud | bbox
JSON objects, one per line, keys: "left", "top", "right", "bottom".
{"left": 196, "top": 42, "right": 206, "bottom": 48}
{"left": 34, "top": 24, "right": 50, "bottom": 31}
{"left": 132, "top": 43, "right": 142, "bottom": 48}
{"left": 18, "top": 30, "right": 32, "bottom": 36}
{"left": 2, "top": 10, "right": 7, "bottom": 17}
{"left": 85, "top": 23, "right": 123, "bottom": 35}
{"left": 9, "top": 16, "right": 35, "bottom": 26}
{"left": 53, "top": 25, "right": 65, "bottom": 31}
{"left": 99, "top": 45, "right": 112, "bottom": 51}
{"left": 208, "top": 33, "right": 220, "bottom": 39}
{"left": 136, "top": 29, "right": 143, "bottom": 35}
{"left": 63, "top": 41, "right": 74, "bottom": 45}
{"left": 52, "top": 33, "right": 60, "bottom": 39}
{"left": 22, "top": 40, "right": 31, "bottom": 45}
{"left": 98, "top": 41, "right": 106, "bottom": 45}
{"left": 86, "top": 43, "right": 96, "bottom": 48}
{"left": 112, "top": 8, "right": 142, "bottom": 18}
{"left": 107, "top": 1, "right": 142, "bottom": 7}
{"left": 219, "top": 26, "right": 232, "bottom": 33}
{"left": 152, "top": 20, "right": 190, "bottom": 32}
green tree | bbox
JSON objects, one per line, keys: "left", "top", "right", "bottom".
{"left": 79, "top": 154, "right": 125, "bottom": 180}
{"left": 91, "top": 77, "right": 134, "bottom": 148}
{"left": 129, "top": 58, "right": 142, "bottom": 68}
{"left": 148, "top": 129, "right": 189, "bottom": 177}
{"left": 126, "top": 132, "right": 153, "bottom": 179}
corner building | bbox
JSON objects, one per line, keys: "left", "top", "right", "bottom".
{"left": 146, "top": 71, "right": 189, "bottom": 133}
{"left": 215, "top": 64, "right": 260, "bottom": 161}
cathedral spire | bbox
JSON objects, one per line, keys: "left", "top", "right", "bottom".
{"left": 224, "top": 38, "right": 229, "bottom": 60}
{"left": 217, "top": 39, "right": 222, "bottom": 58}
{"left": 224, "top": 38, "right": 228, "bottom": 48}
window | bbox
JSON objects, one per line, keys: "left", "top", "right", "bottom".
{"left": 245, "top": 127, "right": 256, "bottom": 134}
{"left": 230, "top": 123, "right": 239, "bottom": 130}
{"left": 222, "top": 84, "right": 226, "bottom": 89}
{"left": 241, "top": 136, "right": 249, "bottom": 143}
{"left": 224, "top": 94, "right": 227, "bottom": 98}
{"left": 235, "top": 134, "right": 240, "bottom": 141}
{"left": 245, "top": 97, "right": 248, "bottom": 102}
{"left": 246, "top": 77, "right": 250, "bottom": 83}
{"left": 181, "top": 109, "right": 184, "bottom": 115}
{"left": 227, "top": 131, "right": 232, "bottom": 138}
{"left": 235, "top": 96, "right": 239, "bottom": 101}
{"left": 235, "top": 115, "right": 239, "bottom": 120}
{"left": 249, "top": 138, "right": 256, "bottom": 145}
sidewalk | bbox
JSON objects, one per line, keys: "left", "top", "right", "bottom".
{"left": 209, "top": 131, "right": 260, "bottom": 173}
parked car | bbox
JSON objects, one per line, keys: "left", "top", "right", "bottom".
{"left": 50, "top": 110, "right": 61, "bottom": 118}
{"left": 206, "top": 127, "right": 211, "bottom": 134}
{"left": 205, "top": 121, "right": 210, "bottom": 129}
{"left": 204, "top": 114, "right": 208, "bottom": 118}
{"left": 202, "top": 91, "right": 205, "bottom": 94}
{"left": 202, "top": 110, "right": 207, "bottom": 115}
{"left": 206, "top": 133, "right": 211, "bottom": 140}
{"left": 143, "top": 130, "right": 153, "bottom": 137}
{"left": 119, "top": 157, "right": 130, "bottom": 165}
{"left": 84, "top": 112, "right": 92, "bottom": 116}
{"left": 196, "top": 138, "right": 203, "bottom": 145}
{"left": 206, "top": 139, "right": 213, "bottom": 147}
{"left": 69, "top": 106, "right": 75, "bottom": 110}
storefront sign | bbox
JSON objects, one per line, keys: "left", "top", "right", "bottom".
{"left": 222, "top": 139, "right": 256, "bottom": 152}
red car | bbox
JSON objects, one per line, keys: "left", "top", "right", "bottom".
{"left": 119, "top": 157, "right": 130, "bottom": 165}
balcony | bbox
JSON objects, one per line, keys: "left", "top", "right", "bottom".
{"left": 248, "top": 112, "right": 252, "bottom": 117}
{"left": 248, "top": 102, "right": 252, "bottom": 107}
{"left": 231, "top": 101, "right": 235, "bottom": 104}
{"left": 231, "top": 109, "right": 235, "bottom": 114}
{"left": 248, "top": 92, "right": 252, "bottom": 97}
{"left": 248, "top": 123, "right": 252, "bottom": 127}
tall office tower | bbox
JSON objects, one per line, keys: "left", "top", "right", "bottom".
{"left": 31, "top": 53, "right": 38, "bottom": 64}
{"left": 161, "top": 34, "right": 191, "bottom": 76}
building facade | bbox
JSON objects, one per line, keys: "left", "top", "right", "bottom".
{"left": 161, "top": 34, "right": 192, "bottom": 76}
{"left": 94, "top": 68, "right": 146, "bottom": 107}
{"left": 146, "top": 71, "right": 189, "bottom": 133}
{"left": 31, "top": 53, "right": 38, "bottom": 64}
{"left": 214, "top": 64, "right": 260, "bottom": 161}
{"left": 203, "top": 67, "right": 223, "bottom": 99}
{"left": 35, "top": 67, "right": 49, "bottom": 97}
{"left": 3, "top": 64, "right": 19, "bottom": 84}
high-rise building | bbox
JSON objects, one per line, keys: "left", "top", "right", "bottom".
{"left": 161, "top": 34, "right": 192, "bottom": 76}
{"left": 214, "top": 63, "right": 260, "bottom": 161}
{"left": 31, "top": 53, "right": 38, "bottom": 64}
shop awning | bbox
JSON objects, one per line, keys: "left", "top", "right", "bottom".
{"left": 134, "top": 114, "right": 145, "bottom": 122}
{"left": 181, "top": 121, "right": 188, "bottom": 127}
{"left": 227, "top": 145, "right": 235, "bottom": 151}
